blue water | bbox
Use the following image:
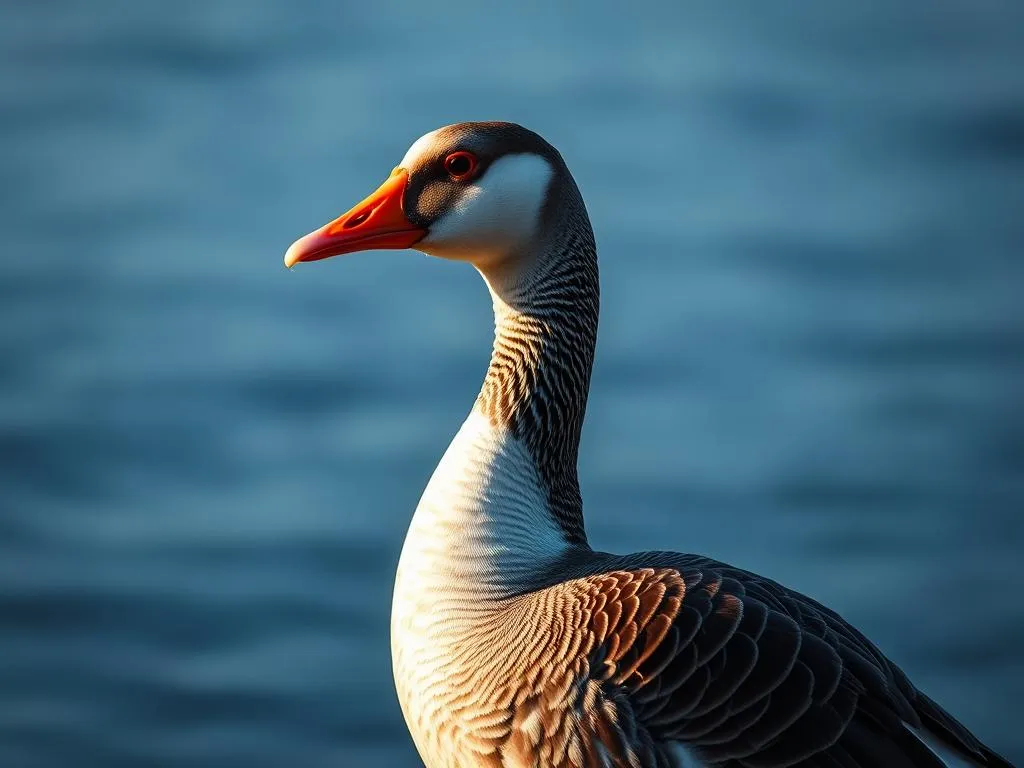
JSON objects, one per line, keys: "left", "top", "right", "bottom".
{"left": 2, "top": 2, "right": 1023, "bottom": 766}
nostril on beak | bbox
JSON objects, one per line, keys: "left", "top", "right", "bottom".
{"left": 345, "top": 208, "right": 372, "bottom": 228}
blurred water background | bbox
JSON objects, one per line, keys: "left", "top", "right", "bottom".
{"left": 2, "top": 2, "right": 1023, "bottom": 766}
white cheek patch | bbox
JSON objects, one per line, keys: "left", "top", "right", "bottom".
{"left": 419, "top": 153, "right": 554, "bottom": 261}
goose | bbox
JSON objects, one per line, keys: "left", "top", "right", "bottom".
{"left": 283, "top": 122, "right": 1012, "bottom": 768}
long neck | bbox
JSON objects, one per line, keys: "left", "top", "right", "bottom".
{"left": 396, "top": 175, "right": 598, "bottom": 603}
{"left": 477, "top": 183, "right": 599, "bottom": 546}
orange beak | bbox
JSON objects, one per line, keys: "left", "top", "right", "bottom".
{"left": 284, "top": 168, "right": 426, "bottom": 268}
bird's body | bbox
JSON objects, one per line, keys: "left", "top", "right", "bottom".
{"left": 285, "top": 122, "right": 1012, "bottom": 767}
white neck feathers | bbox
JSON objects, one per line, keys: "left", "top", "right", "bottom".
{"left": 395, "top": 408, "right": 570, "bottom": 602}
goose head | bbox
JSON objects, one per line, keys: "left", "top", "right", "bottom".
{"left": 284, "top": 122, "right": 571, "bottom": 279}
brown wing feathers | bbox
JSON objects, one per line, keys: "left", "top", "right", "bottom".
{"left": 553, "top": 565, "right": 1012, "bottom": 767}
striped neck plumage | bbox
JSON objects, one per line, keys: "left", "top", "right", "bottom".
{"left": 476, "top": 197, "right": 600, "bottom": 547}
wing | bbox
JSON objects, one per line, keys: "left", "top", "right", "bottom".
{"left": 551, "top": 561, "right": 1013, "bottom": 768}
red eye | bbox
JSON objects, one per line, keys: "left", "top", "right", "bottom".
{"left": 443, "top": 151, "right": 478, "bottom": 181}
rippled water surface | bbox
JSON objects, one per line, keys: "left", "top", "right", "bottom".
{"left": 2, "top": 2, "right": 1023, "bottom": 766}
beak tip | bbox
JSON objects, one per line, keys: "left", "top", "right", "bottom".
{"left": 283, "top": 243, "right": 302, "bottom": 269}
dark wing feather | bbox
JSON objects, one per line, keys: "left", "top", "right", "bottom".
{"left": 570, "top": 556, "right": 1013, "bottom": 768}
